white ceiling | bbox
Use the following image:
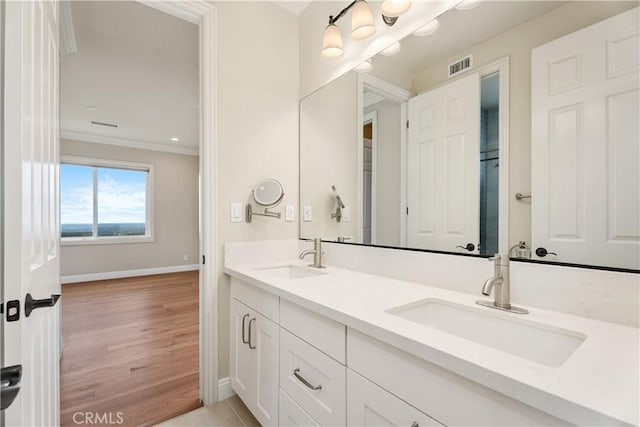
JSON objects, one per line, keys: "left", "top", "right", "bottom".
{"left": 60, "top": 1, "right": 199, "bottom": 152}
{"left": 373, "top": 1, "right": 566, "bottom": 76}
{"left": 271, "top": 0, "right": 313, "bottom": 16}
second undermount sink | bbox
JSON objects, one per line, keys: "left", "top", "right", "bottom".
{"left": 256, "top": 265, "right": 328, "bottom": 280}
{"left": 386, "top": 299, "right": 586, "bottom": 367}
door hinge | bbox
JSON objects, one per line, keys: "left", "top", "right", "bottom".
{"left": 406, "top": 120, "right": 409, "bottom": 129}
{"left": 406, "top": 207, "right": 409, "bottom": 215}
{"left": 202, "top": 255, "right": 206, "bottom": 265}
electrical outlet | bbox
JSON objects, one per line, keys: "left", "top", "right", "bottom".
{"left": 303, "top": 205, "right": 312, "bottom": 222}
{"left": 183, "top": 255, "right": 189, "bottom": 261}
{"left": 285, "top": 205, "right": 295, "bottom": 222}
{"left": 230, "top": 203, "right": 243, "bottom": 223}
{"left": 342, "top": 207, "right": 351, "bottom": 222}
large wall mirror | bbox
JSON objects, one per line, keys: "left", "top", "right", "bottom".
{"left": 300, "top": 1, "right": 639, "bottom": 271}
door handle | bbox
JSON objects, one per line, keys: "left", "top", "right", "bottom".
{"left": 456, "top": 243, "right": 475, "bottom": 252}
{"left": 1, "top": 365, "right": 22, "bottom": 411}
{"left": 248, "top": 318, "right": 256, "bottom": 349}
{"left": 535, "top": 247, "right": 557, "bottom": 257}
{"left": 24, "top": 293, "right": 60, "bottom": 317}
{"left": 241, "top": 313, "right": 250, "bottom": 344}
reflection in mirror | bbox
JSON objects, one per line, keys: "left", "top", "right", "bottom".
{"left": 300, "top": 1, "right": 640, "bottom": 270}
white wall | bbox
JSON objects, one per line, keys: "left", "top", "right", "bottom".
{"left": 215, "top": 1, "right": 299, "bottom": 379}
{"left": 364, "top": 99, "right": 402, "bottom": 246}
{"left": 60, "top": 139, "right": 199, "bottom": 276}
{"left": 299, "top": 0, "right": 457, "bottom": 98}
{"left": 300, "top": 71, "right": 359, "bottom": 241}
{"left": 411, "top": 1, "right": 638, "bottom": 248}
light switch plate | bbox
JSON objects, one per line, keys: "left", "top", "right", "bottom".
{"left": 285, "top": 205, "right": 295, "bottom": 222}
{"left": 342, "top": 207, "right": 351, "bottom": 222}
{"left": 303, "top": 205, "right": 312, "bottom": 222}
{"left": 230, "top": 203, "right": 243, "bottom": 223}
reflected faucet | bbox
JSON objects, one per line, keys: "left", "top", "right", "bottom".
{"left": 299, "top": 238, "right": 325, "bottom": 269}
{"left": 476, "top": 255, "right": 528, "bottom": 314}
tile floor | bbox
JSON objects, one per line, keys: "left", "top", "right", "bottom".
{"left": 157, "top": 395, "right": 260, "bottom": 427}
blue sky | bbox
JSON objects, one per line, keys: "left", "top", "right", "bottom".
{"left": 61, "top": 165, "right": 147, "bottom": 224}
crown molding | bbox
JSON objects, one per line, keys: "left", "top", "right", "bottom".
{"left": 61, "top": 130, "right": 199, "bottom": 156}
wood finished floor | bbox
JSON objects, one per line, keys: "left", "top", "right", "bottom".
{"left": 61, "top": 271, "right": 200, "bottom": 427}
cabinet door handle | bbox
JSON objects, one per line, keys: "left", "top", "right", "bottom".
{"left": 293, "top": 368, "right": 322, "bottom": 390}
{"left": 248, "top": 318, "right": 256, "bottom": 349}
{"left": 241, "top": 313, "right": 250, "bottom": 344}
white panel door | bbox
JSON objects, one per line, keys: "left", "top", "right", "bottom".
{"left": 407, "top": 73, "right": 481, "bottom": 253}
{"left": 3, "top": 0, "right": 61, "bottom": 425}
{"left": 531, "top": 7, "right": 640, "bottom": 269}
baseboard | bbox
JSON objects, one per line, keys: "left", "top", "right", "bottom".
{"left": 218, "top": 377, "right": 235, "bottom": 400}
{"left": 61, "top": 264, "right": 200, "bottom": 284}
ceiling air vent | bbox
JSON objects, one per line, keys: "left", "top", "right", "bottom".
{"left": 91, "top": 120, "right": 118, "bottom": 128}
{"left": 448, "top": 55, "right": 473, "bottom": 79}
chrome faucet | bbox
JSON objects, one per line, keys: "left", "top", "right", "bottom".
{"left": 299, "top": 238, "right": 325, "bottom": 268}
{"left": 476, "top": 255, "right": 528, "bottom": 314}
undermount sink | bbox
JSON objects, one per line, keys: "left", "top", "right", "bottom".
{"left": 386, "top": 299, "right": 586, "bottom": 367}
{"left": 256, "top": 265, "right": 328, "bottom": 280}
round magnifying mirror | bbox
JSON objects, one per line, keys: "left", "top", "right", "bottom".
{"left": 252, "top": 179, "right": 284, "bottom": 207}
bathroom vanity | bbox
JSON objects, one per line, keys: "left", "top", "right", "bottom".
{"left": 224, "top": 243, "right": 638, "bottom": 427}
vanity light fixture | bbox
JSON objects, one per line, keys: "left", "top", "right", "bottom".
{"left": 353, "top": 59, "right": 373, "bottom": 72}
{"left": 170, "top": 137, "right": 180, "bottom": 142}
{"left": 412, "top": 19, "right": 440, "bottom": 36}
{"left": 321, "top": 0, "right": 411, "bottom": 58}
{"left": 380, "top": 41, "right": 401, "bottom": 56}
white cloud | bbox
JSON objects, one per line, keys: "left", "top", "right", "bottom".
{"left": 60, "top": 186, "right": 93, "bottom": 224}
{"left": 97, "top": 174, "right": 146, "bottom": 223}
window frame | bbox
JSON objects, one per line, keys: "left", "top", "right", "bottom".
{"left": 60, "top": 155, "right": 154, "bottom": 246}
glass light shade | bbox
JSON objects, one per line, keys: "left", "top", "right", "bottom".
{"left": 379, "top": 41, "right": 401, "bottom": 56}
{"left": 412, "top": 19, "right": 440, "bottom": 36}
{"left": 381, "top": 0, "right": 411, "bottom": 18}
{"left": 351, "top": 0, "right": 376, "bottom": 40}
{"left": 353, "top": 59, "right": 373, "bottom": 72}
{"left": 321, "top": 23, "right": 344, "bottom": 58}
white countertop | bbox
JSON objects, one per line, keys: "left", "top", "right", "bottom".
{"left": 224, "top": 261, "right": 639, "bottom": 426}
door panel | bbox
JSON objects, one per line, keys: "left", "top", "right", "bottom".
{"left": 254, "top": 313, "right": 279, "bottom": 426}
{"left": 407, "top": 73, "right": 481, "bottom": 253}
{"left": 531, "top": 7, "right": 640, "bottom": 269}
{"left": 3, "top": 0, "right": 60, "bottom": 425}
{"left": 230, "top": 299, "right": 255, "bottom": 403}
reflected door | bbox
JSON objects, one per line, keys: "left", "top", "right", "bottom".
{"left": 531, "top": 7, "right": 640, "bottom": 269}
{"left": 407, "top": 73, "right": 481, "bottom": 253}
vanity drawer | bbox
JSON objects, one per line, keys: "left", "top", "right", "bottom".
{"left": 347, "top": 328, "right": 570, "bottom": 426}
{"left": 347, "top": 369, "right": 443, "bottom": 427}
{"left": 280, "top": 328, "right": 346, "bottom": 426}
{"left": 230, "top": 277, "right": 279, "bottom": 322}
{"left": 279, "top": 389, "right": 320, "bottom": 427}
{"left": 280, "top": 299, "right": 346, "bottom": 364}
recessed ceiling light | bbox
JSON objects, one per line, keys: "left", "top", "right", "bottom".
{"left": 380, "top": 41, "right": 401, "bottom": 56}
{"left": 413, "top": 19, "right": 440, "bottom": 36}
{"left": 354, "top": 59, "right": 373, "bottom": 73}
{"left": 170, "top": 137, "right": 180, "bottom": 142}
{"left": 86, "top": 105, "right": 97, "bottom": 111}
{"left": 455, "top": 0, "right": 483, "bottom": 10}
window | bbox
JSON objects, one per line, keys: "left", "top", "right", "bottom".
{"left": 60, "top": 157, "right": 152, "bottom": 244}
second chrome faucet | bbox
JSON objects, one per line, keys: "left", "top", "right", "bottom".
{"left": 299, "top": 238, "right": 325, "bottom": 268}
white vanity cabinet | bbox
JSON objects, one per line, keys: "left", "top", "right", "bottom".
{"left": 230, "top": 280, "right": 279, "bottom": 426}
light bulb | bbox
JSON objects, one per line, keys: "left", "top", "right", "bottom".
{"left": 380, "top": 41, "right": 401, "bottom": 56}
{"left": 354, "top": 59, "right": 373, "bottom": 73}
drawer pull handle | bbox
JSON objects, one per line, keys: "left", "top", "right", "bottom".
{"left": 241, "top": 313, "right": 250, "bottom": 344}
{"left": 248, "top": 318, "right": 256, "bottom": 349}
{"left": 293, "top": 368, "right": 322, "bottom": 390}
